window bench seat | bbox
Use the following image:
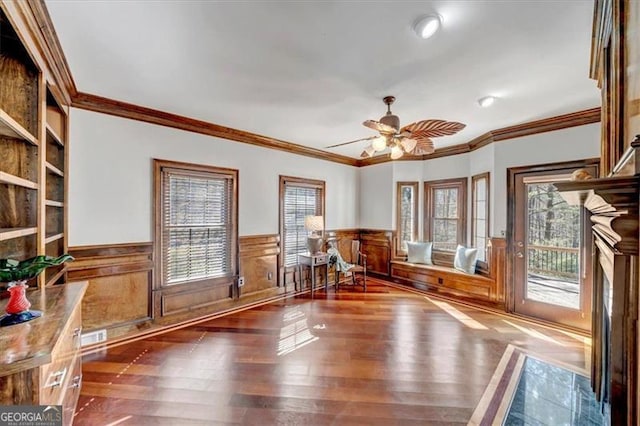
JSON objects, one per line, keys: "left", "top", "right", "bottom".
{"left": 390, "top": 238, "right": 507, "bottom": 309}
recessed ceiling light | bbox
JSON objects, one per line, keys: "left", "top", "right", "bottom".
{"left": 478, "top": 96, "right": 496, "bottom": 108}
{"left": 413, "top": 14, "right": 443, "bottom": 39}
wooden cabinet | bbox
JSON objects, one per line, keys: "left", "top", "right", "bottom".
{"left": 0, "top": 5, "right": 69, "bottom": 286}
{"left": 0, "top": 282, "right": 87, "bottom": 425}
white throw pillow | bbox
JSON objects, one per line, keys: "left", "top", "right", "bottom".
{"left": 454, "top": 245, "right": 478, "bottom": 274}
{"left": 406, "top": 242, "right": 433, "bottom": 265}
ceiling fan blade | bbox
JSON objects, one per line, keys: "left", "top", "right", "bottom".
{"left": 363, "top": 119, "right": 396, "bottom": 134}
{"left": 325, "top": 135, "right": 378, "bottom": 149}
{"left": 401, "top": 120, "right": 466, "bottom": 137}
{"left": 411, "top": 138, "right": 435, "bottom": 155}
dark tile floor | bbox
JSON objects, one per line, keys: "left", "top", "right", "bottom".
{"left": 504, "top": 357, "right": 605, "bottom": 425}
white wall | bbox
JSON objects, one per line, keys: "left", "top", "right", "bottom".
{"left": 69, "top": 109, "right": 359, "bottom": 246}
{"left": 358, "top": 122, "right": 600, "bottom": 243}
{"left": 492, "top": 123, "right": 600, "bottom": 235}
{"left": 358, "top": 162, "right": 393, "bottom": 229}
{"left": 69, "top": 107, "right": 600, "bottom": 247}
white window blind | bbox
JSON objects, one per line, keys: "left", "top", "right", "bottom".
{"left": 283, "top": 184, "right": 322, "bottom": 266}
{"left": 162, "top": 169, "right": 234, "bottom": 285}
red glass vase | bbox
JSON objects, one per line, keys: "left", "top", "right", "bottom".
{"left": 1, "top": 280, "right": 41, "bottom": 327}
{"left": 6, "top": 281, "right": 31, "bottom": 314}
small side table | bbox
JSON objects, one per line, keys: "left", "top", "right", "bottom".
{"left": 297, "top": 252, "right": 330, "bottom": 298}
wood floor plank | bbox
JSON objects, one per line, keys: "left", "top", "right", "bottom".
{"left": 74, "top": 279, "right": 590, "bottom": 424}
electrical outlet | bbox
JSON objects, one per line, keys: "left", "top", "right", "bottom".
{"left": 238, "top": 276, "right": 245, "bottom": 287}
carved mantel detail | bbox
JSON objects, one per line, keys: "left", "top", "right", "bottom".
{"left": 555, "top": 176, "right": 639, "bottom": 256}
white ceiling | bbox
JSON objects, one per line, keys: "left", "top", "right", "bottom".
{"left": 45, "top": 0, "right": 600, "bottom": 159}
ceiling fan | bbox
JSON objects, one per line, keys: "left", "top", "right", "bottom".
{"left": 326, "top": 96, "right": 466, "bottom": 159}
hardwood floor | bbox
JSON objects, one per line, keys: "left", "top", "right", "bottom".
{"left": 73, "top": 279, "right": 590, "bottom": 425}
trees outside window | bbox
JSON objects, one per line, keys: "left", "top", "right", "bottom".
{"left": 472, "top": 173, "right": 490, "bottom": 263}
{"left": 396, "top": 182, "right": 418, "bottom": 255}
{"left": 424, "top": 178, "right": 467, "bottom": 251}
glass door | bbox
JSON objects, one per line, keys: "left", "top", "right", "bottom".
{"left": 511, "top": 164, "right": 596, "bottom": 331}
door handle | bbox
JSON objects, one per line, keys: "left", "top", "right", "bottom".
{"left": 516, "top": 241, "right": 524, "bottom": 247}
{"left": 516, "top": 251, "right": 524, "bottom": 258}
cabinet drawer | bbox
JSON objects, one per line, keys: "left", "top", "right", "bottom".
{"left": 52, "top": 302, "right": 82, "bottom": 361}
{"left": 62, "top": 356, "right": 82, "bottom": 425}
{"left": 39, "top": 357, "right": 69, "bottom": 405}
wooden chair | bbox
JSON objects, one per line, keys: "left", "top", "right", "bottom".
{"left": 336, "top": 240, "right": 367, "bottom": 292}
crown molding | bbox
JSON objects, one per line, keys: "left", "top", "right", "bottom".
{"left": 358, "top": 107, "right": 601, "bottom": 167}
{"left": 71, "top": 92, "right": 359, "bottom": 167}
{"left": 490, "top": 107, "right": 601, "bottom": 141}
{"left": 73, "top": 89, "right": 600, "bottom": 168}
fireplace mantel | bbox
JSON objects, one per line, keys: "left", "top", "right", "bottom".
{"left": 554, "top": 161, "right": 639, "bottom": 423}
{"left": 555, "top": 175, "right": 639, "bottom": 255}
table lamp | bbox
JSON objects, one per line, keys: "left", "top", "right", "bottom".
{"left": 304, "top": 215, "right": 324, "bottom": 255}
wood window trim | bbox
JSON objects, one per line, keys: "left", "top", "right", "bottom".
{"left": 153, "top": 158, "right": 239, "bottom": 289}
{"left": 472, "top": 172, "right": 491, "bottom": 272}
{"left": 395, "top": 181, "right": 419, "bottom": 258}
{"left": 278, "top": 175, "right": 326, "bottom": 270}
{"left": 424, "top": 177, "right": 468, "bottom": 257}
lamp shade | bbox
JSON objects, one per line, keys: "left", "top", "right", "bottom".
{"left": 304, "top": 215, "right": 324, "bottom": 232}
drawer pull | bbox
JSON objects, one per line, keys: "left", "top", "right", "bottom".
{"left": 71, "top": 374, "right": 82, "bottom": 389}
{"left": 44, "top": 367, "right": 67, "bottom": 388}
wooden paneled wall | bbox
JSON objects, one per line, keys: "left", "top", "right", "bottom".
{"left": 68, "top": 235, "right": 285, "bottom": 342}
{"left": 359, "top": 229, "right": 394, "bottom": 276}
{"left": 239, "top": 234, "right": 280, "bottom": 298}
{"left": 68, "top": 243, "right": 153, "bottom": 338}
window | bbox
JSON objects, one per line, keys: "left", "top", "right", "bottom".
{"left": 472, "top": 173, "right": 490, "bottom": 263}
{"left": 279, "top": 176, "right": 325, "bottom": 267}
{"left": 155, "top": 160, "right": 238, "bottom": 286}
{"left": 424, "top": 177, "right": 467, "bottom": 251}
{"left": 396, "top": 182, "right": 419, "bottom": 255}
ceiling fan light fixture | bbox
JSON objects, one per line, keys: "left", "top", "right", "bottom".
{"left": 372, "top": 135, "right": 387, "bottom": 152}
{"left": 413, "top": 14, "right": 443, "bottom": 39}
{"left": 478, "top": 96, "right": 496, "bottom": 108}
{"left": 400, "top": 138, "right": 417, "bottom": 153}
{"left": 390, "top": 145, "right": 404, "bottom": 160}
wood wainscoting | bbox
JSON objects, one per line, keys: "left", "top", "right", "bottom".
{"left": 359, "top": 229, "right": 394, "bottom": 277}
{"left": 239, "top": 234, "right": 281, "bottom": 299}
{"left": 68, "top": 243, "right": 154, "bottom": 339}
{"left": 69, "top": 236, "right": 284, "bottom": 344}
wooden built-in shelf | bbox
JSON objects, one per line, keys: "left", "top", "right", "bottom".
{"left": 45, "top": 161, "right": 64, "bottom": 177}
{"left": 44, "top": 233, "right": 64, "bottom": 244}
{"left": 0, "top": 171, "right": 38, "bottom": 189}
{"left": 45, "top": 266, "right": 67, "bottom": 287}
{"left": 0, "top": 227, "right": 38, "bottom": 242}
{"left": 45, "top": 199, "right": 64, "bottom": 208}
{"left": 0, "top": 109, "right": 38, "bottom": 146}
{"left": 45, "top": 123, "right": 64, "bottom": 147}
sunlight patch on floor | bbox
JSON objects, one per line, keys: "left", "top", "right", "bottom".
{"left": 277, "top": 307, "right": 319, "bottom": 356}
{"left": 105, "top": 415, "right": 133, "bottom": 426}
{"left": 425, "top": 296, "right": 488, "bottom": 330}
{"left": 503, "top": 320, "right": 565, "bottom": 346}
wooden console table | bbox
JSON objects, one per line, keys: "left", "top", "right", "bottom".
{"left": 0, "top": 281, "right": 87, "bottom": 425}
